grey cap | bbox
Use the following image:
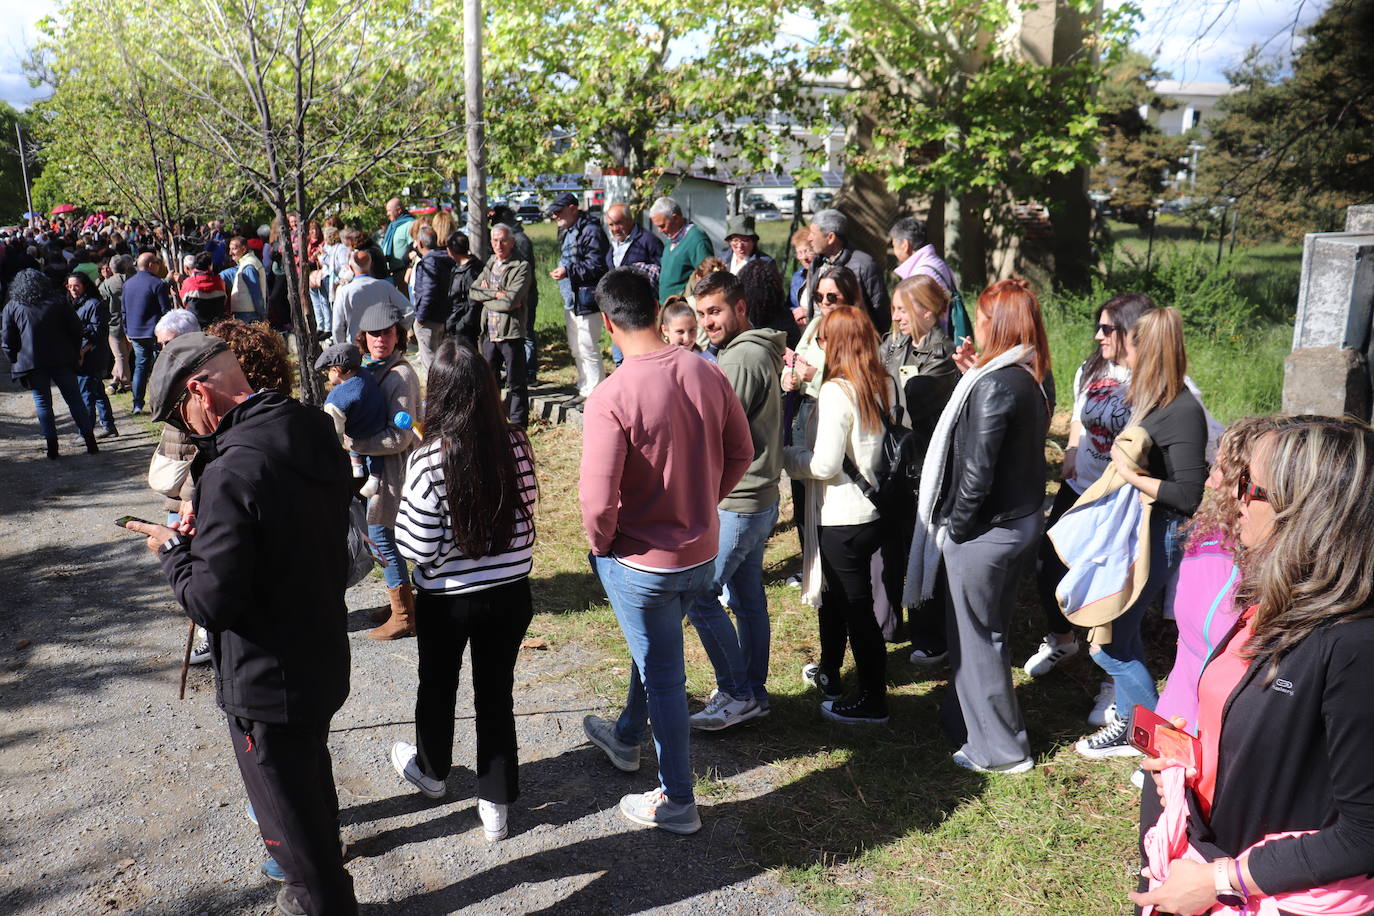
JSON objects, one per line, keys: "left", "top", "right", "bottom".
{"left": 545, "top": 191, "right": 579, "bottom": 215}
{"left": 724, "top": 214, "right": 757, "bottom": 241}
{"left": 313, "top": 342, "right": 362, "bottom": 373}
{"left": 358, "top": 302, "right": 404, "bottom": 333}
{"left": 148, "top": 332, "right": 229, "bottom": 424}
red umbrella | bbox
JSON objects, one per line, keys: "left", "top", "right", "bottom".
{"left": 408, "top": 201, "right": 438, "bottom": 215}
{"left": 50, "top": 204, "right": 77, "bottom": 215}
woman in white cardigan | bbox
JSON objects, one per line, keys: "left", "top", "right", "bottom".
{"left": 783, "top": 305, "right": 893, "bottom": 724}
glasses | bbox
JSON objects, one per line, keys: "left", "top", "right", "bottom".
{"left": 818, "top": 292, "right": 845, "bottom": 305}
{"left": 1096, "top": 323, "right": 1118, "bottom": 336}
{"left": 1237, "top": 468, "right": 1269, "bottom": 505}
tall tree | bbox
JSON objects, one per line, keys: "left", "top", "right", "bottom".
{"left": 1199, "top": 0, "right": 1374, "bottom": 241}
{"left": 1091, "top": 49, "right": 1189, "bottom": 223}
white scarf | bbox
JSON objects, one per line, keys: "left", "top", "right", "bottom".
{"left": 902, "top": 344, "right": 1034, "bottom": 605}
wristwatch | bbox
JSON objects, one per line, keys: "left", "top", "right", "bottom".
{"left": 1214, "top": 859, "right": 1245, "bottom": 907}
{"left": 160, "top": 534, "right": 186, "bottom": 554}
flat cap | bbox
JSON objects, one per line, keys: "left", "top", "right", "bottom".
{"left": 314, "top": 342, "right": 362, "bottom": 373}
{"left": 148, "top": 332, "right": 229, "bottom": 424}
{"left": 358, "top": 303, "right": 404, "bottom": 333}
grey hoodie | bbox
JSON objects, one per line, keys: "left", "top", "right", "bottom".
{"left": 716, "top": 326, "right": 787, "bottom": 513}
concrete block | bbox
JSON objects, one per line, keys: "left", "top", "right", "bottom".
{"left": 1282, "top": 346, "right": 1371, "bottom": 420}
{"left": 1347, "top": 205, "right": 1374, "bottom": 233}
{"left": 1292, "top": 233, "right": 1374, "bottom": 350}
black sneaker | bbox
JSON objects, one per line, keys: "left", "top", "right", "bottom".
{"left": 801, "top": 663, "right": 843, "bottom": 700}
{"left": 1074, "top": 715, "right": 1142, "bottom": 759}
{"left": 820, "top": 692, "right": 889, "bottom": 725}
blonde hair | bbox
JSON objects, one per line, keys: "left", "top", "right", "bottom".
{"left": 1127, "top": 308, "right": 1187, "bottom": 421}
{"left": 431, "top": 211, "right": 456, "bottom": 246}
{"left": 892, "top": 274, "right": 949, "bottom": 328}
{"left": 1183, "top": 415, "right": 1295, "bottom": 551}
{"left": 1239, "top": 417, "right": 1374, "bottom": 684}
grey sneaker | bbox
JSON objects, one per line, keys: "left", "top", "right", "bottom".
{"left": 619, "top": 788, "right": 701, "bottom": 835}
{"left": 583, "top": 715, "right": 640, "bottom": 772}
{"left": 689, "top": 690, "right": 759, "bottom": 731}
{"left": 390, "top": 741, "right": 446, "bottom": 798}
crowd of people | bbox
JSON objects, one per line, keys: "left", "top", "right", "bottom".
{"left": 6, "top": 196, "right": 1374, "bottom": 916}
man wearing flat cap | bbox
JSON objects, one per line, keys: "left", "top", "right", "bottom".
{"left": 547, "top": 190, "right": 609, "bottom": 400}
{"left": 125, "top": 332, "right": 357, "bottom": 916}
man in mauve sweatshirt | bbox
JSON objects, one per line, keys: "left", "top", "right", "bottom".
{"left": 579, "top": 267, "right": 752, "bottom": 837}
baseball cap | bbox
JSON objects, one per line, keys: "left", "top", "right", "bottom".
{"left": 545, "top": 191, "right": 579, "bottom": 215}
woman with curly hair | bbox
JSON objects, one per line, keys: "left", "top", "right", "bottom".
{"left": 204, "top": 317, "right": 295, "bottom": 396}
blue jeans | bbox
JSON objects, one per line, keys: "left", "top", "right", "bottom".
{"left": 129, "top": 337, "right": 158, "bottom": 410}
{"left": 309, "top": 286, "right": 331, "bottom": 337}
{"left": 611, "top": 342, "right": 624, "bottom": 368}
{"left": 592, "top": 553, "right": 714, "bottom": 804}
{"left": 77, "top": 373, "right": 114, "bottom": 430}
{"left": 1090, "top": 515, "right": 1185, "bottom": 716}
{"left": 685, "top": 503, "right": 779, "bottom": 704}
{"left": 368, "top": 524, "right": 411, "bottom": 588}
{"left": 28, "top": 367, "right": 93, "bottom": 440}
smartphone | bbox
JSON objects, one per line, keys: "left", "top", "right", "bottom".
{"left": 1129, "top": 705, "right": 1200, "bottom": 768}
{"left": 114, "top": 515, "right": 153, "bottom": 529}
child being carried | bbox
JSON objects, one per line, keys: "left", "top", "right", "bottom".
{"left": 315, "top": 342, "right": 389, "bottom": 498}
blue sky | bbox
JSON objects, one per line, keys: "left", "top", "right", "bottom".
{"left": 0, "top": 0, "right": 1328, "bottom": 109}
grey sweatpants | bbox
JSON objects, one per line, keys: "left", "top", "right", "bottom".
{"left": 941, "top": 512, "right": 1038, "bottom": 769}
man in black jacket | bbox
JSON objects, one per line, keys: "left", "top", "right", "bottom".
{"left": 127, "top": 332, "right": 356, "bottom": 916}
{"left": 807, "top": 208, "right": 890, "bottom": 332}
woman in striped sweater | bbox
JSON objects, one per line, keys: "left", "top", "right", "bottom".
{"left": 388, "top": 339, "right": 537, "bottom": 842}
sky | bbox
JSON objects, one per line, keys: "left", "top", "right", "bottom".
{"left": 0, "top": 0, "right": 1328, "bottom": 109}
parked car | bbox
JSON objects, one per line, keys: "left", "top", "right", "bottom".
{"left": 745, "top": 201, "right": 784, "bottom": 222}
{"left": 808, "top": 192, "right": 835, "bottom": 213}
{"left": 514, "top": 201, "right": 543, "bottom": 224}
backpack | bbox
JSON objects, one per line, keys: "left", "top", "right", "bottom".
{"left": 842, "top": 389, "right": 919, "bottom": 517}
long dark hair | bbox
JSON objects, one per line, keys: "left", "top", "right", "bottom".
{"left": 1079, "top": 292, "right": 1156, "bottom": 392}
{"left": 737, "top": 258, "right": 790, "bottom": 331}
{"left": 425, "top": 338, "right": 531, "bottom": 556}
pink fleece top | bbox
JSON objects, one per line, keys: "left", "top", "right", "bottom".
{"left": 579, "top": 344, "right": 753, "bottom": 570}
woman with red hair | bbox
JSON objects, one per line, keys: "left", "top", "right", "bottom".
{"left": 784, "top": 305, "right": 895, "bottom": 724}
{"left": 907, "top": 278, "right": 1053, "bottom": 772}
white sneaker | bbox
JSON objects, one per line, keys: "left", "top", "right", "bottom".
{"left": 951, "top": 750, "right": 1034, "bottom": 774}
{"left": 1023, "top": 633, "right": 1080, "bottom": 677}
{"left": 390, "top": 741, "right": 446, "bottom": 798}
{"left": 689, "top": 690, "right": 758, "bottom": 731}
{"left": 1087, "top": 682, "right": 1117, "bottom": 728}
{"left": 477, "top": 799, "right": 508, "bottom": 841}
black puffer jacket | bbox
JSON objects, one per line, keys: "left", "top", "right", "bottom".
{"left": 159, "top": 391, "right": 353, "bottom": 724}
{"left": 938, "top": 365, "right": 1051, "bottom": 544}
{"left": 410, "top": 248, "right": 454, "bottom": 324}
{"left": 2, "top": 269, "right": 82, "bottom": 382}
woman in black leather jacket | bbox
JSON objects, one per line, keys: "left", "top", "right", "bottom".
{"left": 935, "top": 277, "right": 1052, "bottom": 774}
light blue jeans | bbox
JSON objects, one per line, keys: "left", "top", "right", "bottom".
{"left": 309, "top": 285, "right": 331, "bottom": 337}
{"left": 368, "top": 523, "right": 411, "bottom": 589}
{"left": 592, "top": 553, "right": 714, "bottom": 804}
{"left": 685, "top": 503, "right": 779, "bottom": 705}
{"left": 1090, "top": 516, "right": 1185, "bottom": 717}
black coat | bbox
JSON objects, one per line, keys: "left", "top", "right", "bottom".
{"left": 159, "top": 392, "right": 353, "bottom": 724}
{"left": 445, "top": 256, "right": 485, "bottom": 344}
{"left": 411, "top": 249, "right": 455, "bottom": 324}
{"left": 74, "top": 295, "right": 111, "bottom": 379}
{"left": 807, "top": 246, "right": 890, "bottom": 332}
{"left": 2, "top": 294, "right": 83, "bottom": 382}
{"left": 938, "top": 365, "right": 1051, "bottom": 543}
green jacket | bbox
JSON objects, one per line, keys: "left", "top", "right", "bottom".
{"left": 717, "top": 326, "right": 786, "bottom": 514}
{"left": 470, "top": 257, "right": 531, "bottom": 342}
{"left": 658, "top": 223, "right": 713, "bottom": 300}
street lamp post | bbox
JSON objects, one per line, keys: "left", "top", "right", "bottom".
{"left": 15, "top": 121, "right": 34, "bottom": 229}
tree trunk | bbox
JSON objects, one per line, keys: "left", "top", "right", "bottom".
{"left": 274, "top": 196, "right": 323, "bottom": 406}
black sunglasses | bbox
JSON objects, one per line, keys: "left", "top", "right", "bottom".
{"left": 818, "top": 292, "right": 845, "bottom": 305}
{"left": 1237, "top": 467, "right": 1269, "bottom": 505}
{"left": 1096, "top": 323, "right": 1118, "bottom": 336}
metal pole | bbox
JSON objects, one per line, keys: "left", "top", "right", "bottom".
{"left": 1146, "top": 210, "right": 1156, "bottom": 273}
{"left": 464, "top": 0, "right": 488, "bottom": 261}
{"left": 15, "top": 121, "right": 33, "bottom": 228}
{"left": 1216, "top": 205, "right": 1226, "bottom": 267}
{"left": 1228, "top": 202, "right": 1239, "bottom": 257}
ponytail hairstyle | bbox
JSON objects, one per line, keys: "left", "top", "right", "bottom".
{"left": 819, "top": 305, "right": 891, "bottom": 434}
{"left": 973, "top": 277, "right": 1051, "bottom": 383}
{"left": 423, "top": 338, "right": 531, "bottom": 557}
{"left": 1125, "top": 307, "right": 1187, "bottom": 423}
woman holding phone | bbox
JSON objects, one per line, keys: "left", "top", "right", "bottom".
{"left": 1134, "top": 418, "right": 1374, "bottom": 914}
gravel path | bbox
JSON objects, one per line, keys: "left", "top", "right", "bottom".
{"left": 0, "top": 370, "right": 818, "bottom": 916}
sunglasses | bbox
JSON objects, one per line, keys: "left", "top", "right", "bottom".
{"left": 1237, "top": 467, "right": 1269, "bottom": 505}
{"left": 818, "top": 292, "right": 845, "bottom": 305}
{"left": 1096, "top": 323, "right": 1118, "bottom": 336}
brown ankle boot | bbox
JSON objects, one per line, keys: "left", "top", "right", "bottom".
{"left": 368, "top": 584, "right": 415, "bottom": 640}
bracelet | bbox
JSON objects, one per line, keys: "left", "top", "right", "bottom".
{"left": 1234, "top": 858, "right": 1251, "bottom": 899}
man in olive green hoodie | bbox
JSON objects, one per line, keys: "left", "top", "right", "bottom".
{"left": 686, "top": 270, "right": 787, "bottom": 731}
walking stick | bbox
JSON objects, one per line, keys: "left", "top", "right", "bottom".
{"left": 179, "top": 619, "right": 195, "bottom": 700}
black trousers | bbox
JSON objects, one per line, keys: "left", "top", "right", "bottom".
{"left": 227, "top": 715, "right": 356, "bottom": 916}
{"left": 1035, "top": 484, "right": 1078, "bottom": 636}
{"left": 481, "top": 337, "right": 529, "bottom": 427}
{"left": 817, "top": 520, "right": 887, "bottom": 697}
{"left": 414, "top": 579, "right": 534, "bottom": 804}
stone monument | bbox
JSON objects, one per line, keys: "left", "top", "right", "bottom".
{"left": 1283, "top": 205, "right": 1374, "bottom": 420}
